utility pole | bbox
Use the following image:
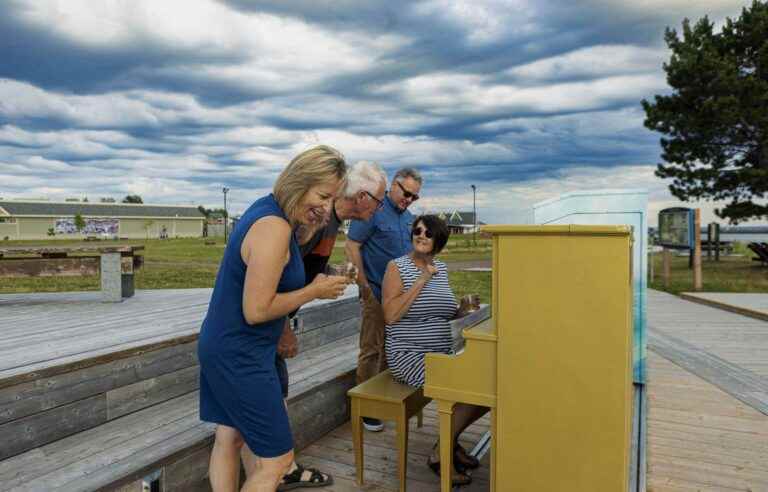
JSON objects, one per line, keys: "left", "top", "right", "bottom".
{"left": 470, "top": 184, "right": 477, "bottom": 246}
{"left": 222, "top": 187, "right": 230, "bottom": 243}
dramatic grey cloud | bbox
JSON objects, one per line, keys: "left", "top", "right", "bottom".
{"left": 0, "top": 0, "right": 758, "bottom": 224}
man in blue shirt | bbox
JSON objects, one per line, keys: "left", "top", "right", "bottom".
{"left": 346, "top": 167, "right": 422, "bottom": 431}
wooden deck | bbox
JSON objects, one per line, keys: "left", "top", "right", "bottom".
{"left": 298, "top": 402, "right": 491, "bottom": 491}
{"left": 1, "top": 288, "right": 766, "bottom": 491}
{"left": 645, "top": 289, "right": 768, "bottom": 492}
{"left": 294, "top": 289, "right": 768, "bottom": 491}
{"left": 0, "top": 286, "right": 357, "bottom": 383}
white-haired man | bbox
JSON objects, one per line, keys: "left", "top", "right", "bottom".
{"left": 345, "top": 167, "right": 422, "bottom": 432}
{"left": 257, "top": 160, "right": 387, "bottom": 490}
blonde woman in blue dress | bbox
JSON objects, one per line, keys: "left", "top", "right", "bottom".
{"left": 381, "top": 215, "right": 489, "bottom": 486}
{"left": 198, "top": 146, "right": 350, "bottom": 492}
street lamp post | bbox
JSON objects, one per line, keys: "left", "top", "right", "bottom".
{"left": 222, "top": 187, "right": 230, "bottom": 243}
{"left": 470, "top": 184, "right": 477, "bottom": 246}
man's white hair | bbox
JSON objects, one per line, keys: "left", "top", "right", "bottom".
{"left": 343, "top": 160, "right": 387, "bottom": 197}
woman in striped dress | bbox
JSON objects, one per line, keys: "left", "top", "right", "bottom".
{"left": 381, "top": 215, "right": 489, "bottom": 486}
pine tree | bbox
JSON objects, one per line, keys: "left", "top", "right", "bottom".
{"left": 642, "top": 1, "right": 768, "bottom": 223}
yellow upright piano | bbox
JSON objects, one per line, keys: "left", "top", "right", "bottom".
{"left": 425, "top": 225, "right": 634, "bottom": 492}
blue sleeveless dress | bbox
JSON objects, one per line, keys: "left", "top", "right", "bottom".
{"left": 198, "top": 194, "right": 305, "bottom": 457}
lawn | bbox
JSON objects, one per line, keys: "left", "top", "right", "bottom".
{"left": 1, "top": 234, "right": 492, "bottom": 302}
{"left": 649, "top": 242, "right": 768, "bottom": 295}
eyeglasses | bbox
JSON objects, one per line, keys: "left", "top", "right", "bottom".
{"left": 364, "top": 191, "right": 384, "bottom": 210}
{"left": 396, "top": 181, "right": 420, "bottom": 201}
{"left": 412, "top": 226, "right": 433, "bottom": 239}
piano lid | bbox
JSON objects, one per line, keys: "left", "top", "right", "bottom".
{"left": 480, "top": 224, "right": 632, "bottom": 236}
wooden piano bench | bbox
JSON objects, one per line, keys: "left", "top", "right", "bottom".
{"left": 347, "top": 369, "right": 432, "bottom": 492}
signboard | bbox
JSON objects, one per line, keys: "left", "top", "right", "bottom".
{"left": 55, "top": 217, "right": 119, "bottom": 236}
{"left": 658, "top": 207, "right": 694, "bottom": 249}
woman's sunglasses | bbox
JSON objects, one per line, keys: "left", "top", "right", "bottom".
{"left": 412, "top": 226, "right": 433, "bottom": 239}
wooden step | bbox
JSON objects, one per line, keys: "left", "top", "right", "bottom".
{"left": 0, "top": 335, "right": 361, "bottom": 492}
{"left": 0, "top": 288, "right": 360, "bottom": 460}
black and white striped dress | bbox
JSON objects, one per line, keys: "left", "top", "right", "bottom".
{"left": 385, "top": 255, "right": 457, "bottom": 387}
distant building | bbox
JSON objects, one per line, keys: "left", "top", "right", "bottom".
{"left": 0, "top": 200, "right": 205, "bottom": 240}
{"left": 435, "top": 210, "right": 484, "bottom": 234}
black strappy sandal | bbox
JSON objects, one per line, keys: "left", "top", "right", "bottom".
{"left": 426, "top": 442, "right": 472, "bottom": 486}
{"left": 454, "top": 443, "right": 480, "bottom": 470}
{"left": 277, "top": 464, "right": 334, "bottom": 490}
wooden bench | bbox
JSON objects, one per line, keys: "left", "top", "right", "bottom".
{"left": 0, "top": 287, "right": 361, "bottom": 491}
{"left": 348, "top": 370, "right": 431, "bottom": 492}
{"left": 0, "top": 245, "right": 144, "bottom": 302}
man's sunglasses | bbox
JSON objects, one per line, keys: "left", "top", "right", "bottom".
{"left": 364, "top": 191, "right": 384, "bottom": 210}
{"left": 412, "top": 226, "right": 433, "bottom": 239}
{"left": 396, "top": 181, "right": 419, "bottom": 201}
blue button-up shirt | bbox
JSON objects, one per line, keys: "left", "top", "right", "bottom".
{"left": 348, "top": 194, "right": 414, "bottom": 301}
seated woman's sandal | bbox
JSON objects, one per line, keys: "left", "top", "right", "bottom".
{"left": 454, "top": 443, "right": 480, "bottom": 470}
{"left": 426, "top": 442, "right": 474, "bottom": 486}
{"left": 426, "top": 455, "right": 472, "bottom": 486}
{"left": 277, "top": 464, "right": 333, "bottom": 490}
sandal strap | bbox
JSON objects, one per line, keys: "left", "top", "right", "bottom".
{"left": 282, "top": 464, "right": 328, "bottom": 484}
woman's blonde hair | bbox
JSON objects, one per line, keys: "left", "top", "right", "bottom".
{"left": 273, "top": 145, "right": 347, "bottom": 224}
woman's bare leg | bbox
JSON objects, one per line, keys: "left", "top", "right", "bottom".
{"left": 429, "top": 403, "right": 489, "bottom": 461}
{"left": 241, "top": 449, "right": 294, "bottom": 492}
{"left": 210, "top": 425, "right": 245, "bottom": 492}
{"left": 241, "top": 442, "right": 261, "bottom": 477}
{"left": 452, "top": 403, "right": 490, "bottom": 442}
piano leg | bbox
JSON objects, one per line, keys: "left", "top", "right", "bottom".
{"left": 491, "top": 407, "right": 496, "bottom": 492}
{"left": 436, "top": 399, "right": 455, "bottom": 492}
{"left": 351, "top": 399, "right": 364, "bottom": 486}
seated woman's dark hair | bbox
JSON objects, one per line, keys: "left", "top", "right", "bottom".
{"left": 412, "top": 214, "right": 450, "bottom": 255}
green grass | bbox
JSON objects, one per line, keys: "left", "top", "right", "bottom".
{"left": 7, "top": 235, "right": 763, "bottom": 298}
{"left": 449, "top": 271, "right": 492, "bottom": 304}
{"left": 1, "top": 235, "right": 492, "bottom": 298}
{"left": 649, "top": 243, "right": 768, "bottom": 295}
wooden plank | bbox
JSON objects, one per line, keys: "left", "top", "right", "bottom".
{"left": 0, "top": 394, "right": 107, "bottom": 461}
{"left": 0, "top": 298, "right": 206, "bottom": 341}
{"left": 0, "top": 392, "right": 200, "bottom": 488}
{"left": 679, "top": 292, "right": 768, "bottom": 323}
{"left": 0, "top": 245, "right": 143, "bottom": 255}
{"left": 110, "top": 479, "right": 145, "bottom": 492}
{"left": 0, "top": 341, "right": 197, "bottom": 425}
{"left": 296, "top": 297, "right": 360, "bottom": 333}
{"left": 107, "top": 365, "right": 200, "bottom": 420}
{"left": 163, "top": 445, "right": 211, "bottom": 492}
{"left": 0, "top": 332, "right": 199, "bottom": 390}
{"left": 0, "top": 310, "right": 204, "bottom": 369}
{"left": 649, "top": 328, "right": 768, "bottom": 415}
{"left": 295, "top": 316, "right": 360, "bottom": 353}
{"left": 648, "top": 289, "right": 768, "bottom": 382}
{"left": 0, "top": 257, "right": 100, "bottom": 278}
{"left": 288, "top": 370, "right": 356, "bottom": 451}
{"left": 646, "top": 351, "right": 768, "bottom": 491}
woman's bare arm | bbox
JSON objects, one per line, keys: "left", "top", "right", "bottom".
{"left": 381, "top": 261, "right": 433, "bottom": 325}
{"left": 240, "top": 216, "right": 344, "bottom": 324}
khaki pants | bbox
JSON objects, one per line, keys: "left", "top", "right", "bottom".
{"left": 356, "top": 287, "right": 387, "bottom": 384}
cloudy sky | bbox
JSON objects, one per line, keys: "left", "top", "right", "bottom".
{"left": 0, "top": 0, "right": 759, "bottom": 225}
